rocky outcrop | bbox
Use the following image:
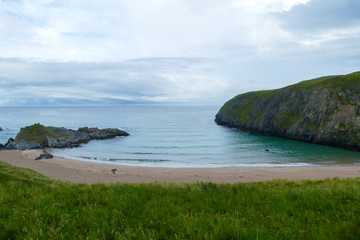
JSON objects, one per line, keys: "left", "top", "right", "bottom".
{"left": 2, "top": 124, "right": 129, "bottom": 150}
{"left": 4, "top": 138, "right": 40, "bottom": 150}
{"left": 215, "top": 71, "right": 360, "bottom": 151}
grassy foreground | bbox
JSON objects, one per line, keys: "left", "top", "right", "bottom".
{"left": 1, "top": 161, "right": 360, "bottom": 239}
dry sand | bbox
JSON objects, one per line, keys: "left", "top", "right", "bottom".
{"left": 1, "top": 150, "right": 359, "bottom": 184}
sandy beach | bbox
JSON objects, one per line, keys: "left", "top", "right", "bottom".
{"left": 1, "top": 150, "right": 359, "bottom": 184}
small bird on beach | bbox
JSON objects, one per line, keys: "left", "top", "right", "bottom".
{"left": 111, "top": 168, "right": 117, "bottom": 174}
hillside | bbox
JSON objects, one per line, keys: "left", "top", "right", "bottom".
{"left": 215, "top": 71, "right": 360, "bottom": 151}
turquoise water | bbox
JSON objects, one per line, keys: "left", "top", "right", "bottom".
{"left": 0, "top": 105, "right": 359, "bottom": 167}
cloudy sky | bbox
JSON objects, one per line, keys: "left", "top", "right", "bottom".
{"left": 0, "top": 0, "right": 359, "bottom": 105}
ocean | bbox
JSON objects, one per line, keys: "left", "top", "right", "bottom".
{"left": 0, "top": 105, "right": 359, "bottom": 168}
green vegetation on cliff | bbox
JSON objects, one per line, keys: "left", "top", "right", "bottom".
{"left": 15, "top": 123, "right": 62, "bottom": 144}
{"left": 1, "top": 160, "right": 360, "bottom": 239}
{"left": 216, "top": 71, "right": 360, "bottom": 151}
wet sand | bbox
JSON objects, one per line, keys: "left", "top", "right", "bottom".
{"left": 1, "top": 150, "right": 359, "bottom": 184}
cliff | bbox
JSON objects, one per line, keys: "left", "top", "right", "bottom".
{"left": 215, "top": 71, "right": 360, "bottom": 151}
{"left": 1, "top": 123, "right": 129, "bottom": 150}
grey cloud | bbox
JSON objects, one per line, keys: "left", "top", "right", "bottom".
{"left": 277, "top": 0, "right": 360, "bottom": 31}
{"left": 263, "top": 0, "right": 360, "bottom": 63}
{"left": 0, "top": 57, "right": 231, "bottom": 105}
{"left": 1, "top": 53, "right": 359, "bottom": 106}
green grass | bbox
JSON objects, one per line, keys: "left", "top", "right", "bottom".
{"left": 1, "top": 160, "right": 360, "bottom": 239}
{"left": 15, "top": 123, "right": 62, "bottom": 144}
{"left": 285, "top": 71, "right": 360, "bottom": 92}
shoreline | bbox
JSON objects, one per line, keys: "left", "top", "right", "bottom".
{"left": 1, "top": 150, "right": 360, "bottom": 184}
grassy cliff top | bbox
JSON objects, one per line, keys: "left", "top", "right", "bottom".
{"left": 15, "top": 123, "right": 62, "bottom": 144}
{"left": 254, "top": 71, "right": 360, "bottom": 97}
{"left": 221, "top": 71, "right": 360, "bottom": 112}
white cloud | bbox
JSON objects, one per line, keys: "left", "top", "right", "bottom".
{"left": 0, "top": 0, "right": 312, "bottom": 61}
{"left": 234, "top": 0, "right": 311, "bottom": 11}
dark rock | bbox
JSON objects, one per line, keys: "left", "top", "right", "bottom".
{"left": 3, "top": 138, "right": 41, "bottom": 150}
{"left": 0, "top": 127, "right": 2, "bottom": 131}
{"left": 215, "top": 71, "right": 360, "bottom": 151}
{"left": 16, "top": 139, "right": 42, "bottom": 150}
{"left": 89, "top": 128, "right": 129, "bottom": 139}
{"left": 78, "top": 127, "right": 99, "bottom": 133}
{"left": 44, "top": 151, "right": 54, "bottom": 159}
{"left": 35, "top": 151, "right": 54, "bottom": 160}
{"left": 6, "top": 138, "right": 14, "bottom": 146}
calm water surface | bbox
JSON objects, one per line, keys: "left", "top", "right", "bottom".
{"left": 0, "top": 105, "right": 359, "bottom": 167}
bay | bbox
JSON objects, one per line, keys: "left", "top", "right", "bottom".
{"left": 0, "top": 105, "right": 359, "bottom": 167}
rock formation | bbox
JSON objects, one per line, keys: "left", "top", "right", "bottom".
{"left": 2, "top": 123, "right": 129, "bottom": 150}
{"left": 35, "top": 151, "right": 54, "bottom": 160}
{"left": 215, "top": 71, "right": 360, "bottom": 151}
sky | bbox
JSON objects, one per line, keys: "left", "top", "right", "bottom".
{"left": 0, "top": 0, "right": 359, "bottom": 105}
